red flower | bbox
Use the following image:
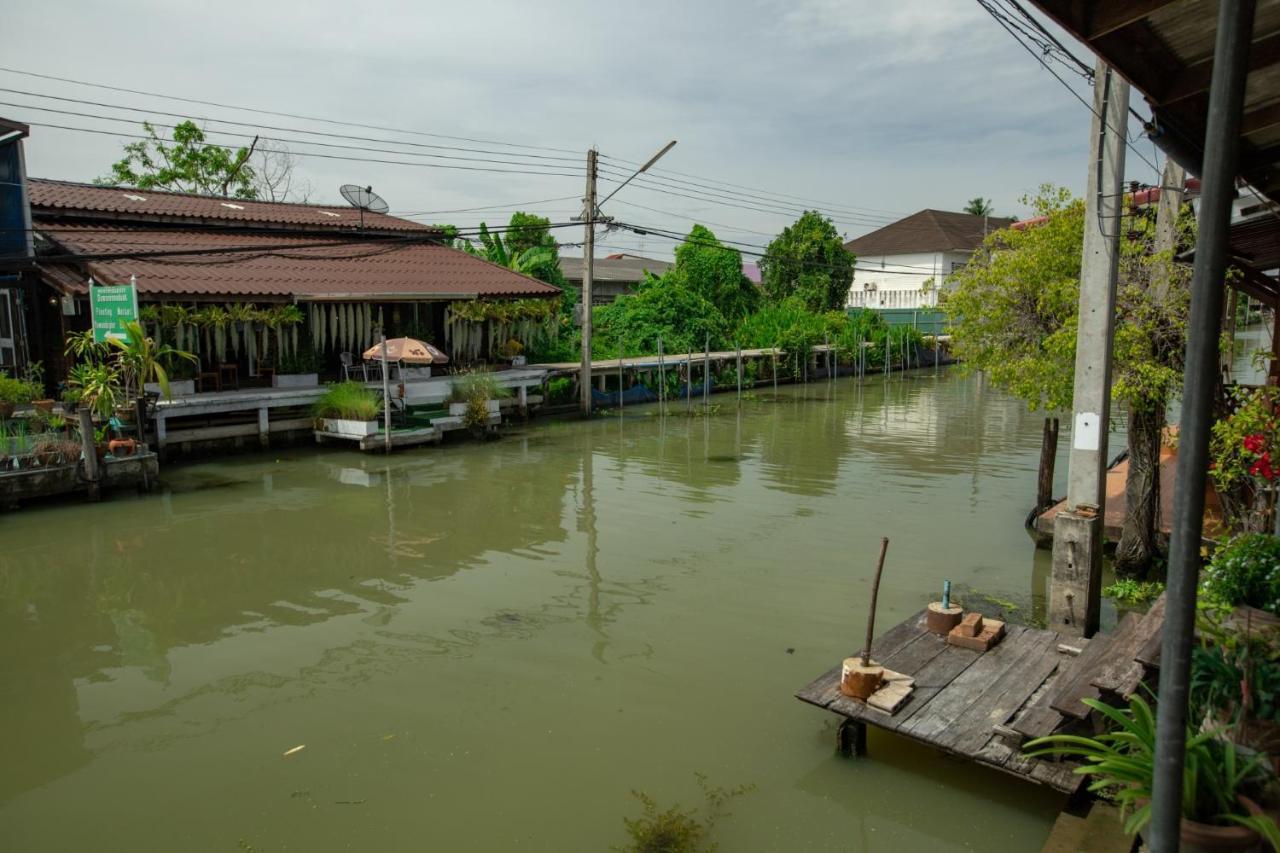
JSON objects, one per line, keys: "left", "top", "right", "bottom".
{"left": 1243, "top": 433, "right": 1266, "bottom": 454}
{"left": 1250, "top": 452, "right": 1277, "bottom": 481}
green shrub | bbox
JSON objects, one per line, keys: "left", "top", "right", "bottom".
{"left": 1103, "top": 579, "right": 1165, "bottom": 607}
{"left": 313, "top": 382, "right": 379, "bottom": 421}
{"left": 0, "top": 374, "right": 35, "bottom": 405}
{"left": 546, "top": 376, "right": 574, "bottom": 405}
{"left": 1200, "top": 534, "right": 1280, "bottom": 613}
{"left": 448, "top": 371, "right": 511, "bottom": 404}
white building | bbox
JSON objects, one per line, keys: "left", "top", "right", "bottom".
{"left": 845, "top": 209, "right": 1014, "bottom": 310}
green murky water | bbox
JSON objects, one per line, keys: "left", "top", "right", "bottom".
{"left": 3, "top": 369, "right": 1082, "bottom": 851}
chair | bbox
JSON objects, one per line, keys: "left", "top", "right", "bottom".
{"left": 340, "top": 352, "right": 368, "bottom": 382}
{"left": 218, "top": 363, "right": 239, "bottom": 391}
{"left": 197, "top": 371, "right": 221, "bottom": 393}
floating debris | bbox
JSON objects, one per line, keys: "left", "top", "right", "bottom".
{"left": 282, "top": 744, "right": 306, "bottom": 757}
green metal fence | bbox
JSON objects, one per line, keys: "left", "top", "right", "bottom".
{"left": 848, "top": 307, "right": 948, "bottom": 336}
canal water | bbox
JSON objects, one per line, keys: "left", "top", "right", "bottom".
{"left": 3, "top": 368, "right": 1099, "bottom": 851}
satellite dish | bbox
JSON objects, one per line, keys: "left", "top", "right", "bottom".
{"left": 339, "top": 184, "right": 390, "bottom": 215}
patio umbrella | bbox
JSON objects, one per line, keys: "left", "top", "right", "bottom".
{"left": 362, "top": 337, "right": 449, "bottom": 365}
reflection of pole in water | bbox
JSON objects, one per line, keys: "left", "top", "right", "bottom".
{"left": 384, "top": 464, "right": 396, "bottom": 564}
{"left": 581, "top": 438, "right": 608, "bottom": 663}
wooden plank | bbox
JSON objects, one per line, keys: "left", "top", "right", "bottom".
{"left": 1010, "top": 704, "right": 1066, "bottom": 741}
{"left": 879, "top": 631, "right": 950, "bottom": 677}
{"left": 1093, "top": 594, "right": 1166, "bottom": 698}
{"left": 1049, "top": 615, "right": 1140, "bottom": 719}
{"left": 900, "top": 626, "right": 1038, "bottom": 743}
{"left": 943, "top": 630, "right": 1064, "bottom": 755}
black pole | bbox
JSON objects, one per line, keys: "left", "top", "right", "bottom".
{"left": 1149, "top": 2, "right": 1255, "bottom": 849}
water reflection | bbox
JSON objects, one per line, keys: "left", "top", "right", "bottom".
{"left": 0, "top": 369, "right": 1073, "bottom": 850}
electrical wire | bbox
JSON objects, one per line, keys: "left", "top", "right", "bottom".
{"left": 22, "top": 121, "right": 584, "bottom": 179}
{"left": 4, "top": 103, "right": 585, "bottom": 174}
{"left": 0, "top": 87, "right": 582, "bottom": 165}
{"left": 0, "top": 66, "right": 579, "bottom": 156}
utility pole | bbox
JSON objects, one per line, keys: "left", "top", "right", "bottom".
{"left": 579, "top": 148, "right": 598, "bottom": 417}
{"left": 1047, "top": 59, "right": 1129, "bottom": 638}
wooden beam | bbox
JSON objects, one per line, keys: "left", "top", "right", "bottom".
{"left": 1230, "top": 258, "right": 1280, "bottom": 309}
{"left": 1086, "top": 0, "right": 1179, "bottom": 40}
{"left": 1159, "top": 33, "right": 1280, "bottom": 105}
{"left": 1242, "top": 100, "right": 1280, "bottom": 136}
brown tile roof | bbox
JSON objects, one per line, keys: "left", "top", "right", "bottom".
{"left": 844, "top": 209, "right": 1015, "bottom": 257}
{"left": 29, "top": 178, "right": 430, "bottom": 234}
{"left": 36, "top": 223, "right": 560, "bottom": 300}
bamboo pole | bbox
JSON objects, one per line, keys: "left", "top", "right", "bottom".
{"left": 657, "top": 336, "right": 665, "bottom": 414}
{"left": 861, "top": 537, "right": 891, "bottom": 667}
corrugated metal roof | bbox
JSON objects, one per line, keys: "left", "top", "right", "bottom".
{"left": 29, "top": 178, "right": 430, "bottom": 233}
{"left": 37, "top": 223, "right": 560, "bottom": 300}
{"left": 844, "top": 209, "right": 1016, "bottom": 256}
{"left": 559, "top": 255, "right": 673, "bottom": 282}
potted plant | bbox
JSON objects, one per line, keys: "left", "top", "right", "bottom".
{"left": 145, "top": 355, "right": 197, "bottom": 398}
{"left": 0, "top": 374, "right": 31, "bottom": 419}
{"left": 109, "top": 320, "right": 198, "bottom": 403}
{"left": 447, "top": 371, "right": 510, "bottom": 417}
{"left": 501, "top": 338, "right": 527, "bottom": 367}
{"left": 312, "top": 381, "right": 381, "bottom": 437}
{"left": 1200, "top": 534, "right": 1280, "bottom": 616}
{"left": 23, "top": 362, "right": 54, "bottom": 414}
{"left": 68, "top": 363, "right": 122, "bottom": 420}
{"left": 1025, "top": 694, "right": 1280, "bottom": 850}
{"left": 273, "top": 347, "right": 321, "bottom": 388}
{"left": 61, "top": 386, "right": 82, "bottom": 415}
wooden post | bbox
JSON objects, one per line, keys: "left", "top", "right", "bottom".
{"left": 258, "top": 405, "right": 270, "bottom": 449}
{"left": 78, "top": 408, "right": 99, "bottom": 501}
{"left": 736, "top": 344, "right": 742, "bottom": 403}
{"left": 703, "top": 336, "right": 710, "bottom": 408}
{"left": 862, "top": 537, "right": 891, "bottom": 667}
{"left": 380, "top": 333, "right": 392, "bottom": 453}
{"left": 657, "top": 336, "right": 665, "bottom": 412}
{"left": 1037, "top": 417, "right": 1060, "bottom": 510}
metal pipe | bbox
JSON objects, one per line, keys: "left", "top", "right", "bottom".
{"left": 1149, "top": 2, "right": 1255, "bottom": 848}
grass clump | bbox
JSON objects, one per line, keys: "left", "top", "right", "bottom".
{"left": 617, "top": 773, "right": 754, "bottom": 853}
{"left": 313, "top": 381, "right": 379, "bottom": 421}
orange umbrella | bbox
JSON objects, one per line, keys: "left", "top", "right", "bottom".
{"left": 362, "top": 337, "right": 449, "bottom": 364}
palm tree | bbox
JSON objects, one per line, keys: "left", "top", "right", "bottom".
{"left": 964, "top": 197, "right": 994, "bottom": 217}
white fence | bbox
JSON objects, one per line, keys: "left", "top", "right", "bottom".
{"left": 848, "top": 289, "right": 937, "bottom": 310}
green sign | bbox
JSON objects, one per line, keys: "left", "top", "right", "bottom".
{"left": 90, "top": 279, "right": 139, "bottom": 343}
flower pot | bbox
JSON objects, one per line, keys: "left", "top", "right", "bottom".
{"left": 33, "top": 399, "right": 54, "bottom": 415}
{"left": 1139, "top": 797, "right": 1266, "bottom": 853}
{"left": 62, "top": 399, "right": 79, "bottom": 415}
{"left": 322, "top": 418, "right": 379, "bottom": 438}
{"left": 449, "top": 402, "right": 467, "bottom": 417}
{"left": 107, "top": 438, "right": 137, "bottom": 458}
{"left": 511, "top": 355, "right": 527, "bottom": 367}
{"left": 272, "top": 373, "right": 319, "bottom": 389}
{"left": 486, "top": 399, "right": 500, "bottom": 414}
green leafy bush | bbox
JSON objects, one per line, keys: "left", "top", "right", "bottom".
{"left": 546, "top": 376, "right": 574, "bottom": 405}
{"left": 1103, "top": 579, "right": 1165, "bottom": 607}
{"left": 447, "top": 371, "right": 511, "bottom": 404}
{"left": 312, "top": 382, "right": 379, "bottom": 421}
{"left": 0, "top": 374, "right": 36, "bottom": 405}
{"left": 1200, "top": 534, "right": 1280, "bottom": 614}
{"left": 618, "top": 773, "right": 755, "bottom": 853}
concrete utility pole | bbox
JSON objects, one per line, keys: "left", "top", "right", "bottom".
{"left": 1048, "top": 59, "right": 1129, "bottom": 638}
{"left": 579, "top": 148, "right": 598, "bottom": 417}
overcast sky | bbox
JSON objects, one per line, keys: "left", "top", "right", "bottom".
{"left": 6, "top": 0, "right": 1163, "bottom": 259}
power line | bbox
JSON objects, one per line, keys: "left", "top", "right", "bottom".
{"left": 596, "top": 166, "right": 893, "bottom": 230}
{"left": 4, "top": 102, "right": 585, "bottom": 174}
{"left": 974, "top": 0, "right": 1161, "bottom": 178}
{"left": 393, "top": 195, "right": 580, "bottom": 217}
{"left": 599, "top": 153, "right": 909, "bottom": 218}
{"left": 0, "top": 66, "right": 578, "bottom": 156}
{"left": 22, "top": 121, "right": 585, "bottom": 179}
{"left": 0, "top": 86, "right": 583, "bottom": 164}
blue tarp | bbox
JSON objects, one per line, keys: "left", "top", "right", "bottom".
{"left": 591, "top": 377, "right": 714, "bottom": 408}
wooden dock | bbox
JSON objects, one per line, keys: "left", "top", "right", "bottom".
{"left": 1032, "top": 439, "right": 1225, "bottom": 546}
{"left": 796, "top": 610, "right": 1089, "bottom": 793}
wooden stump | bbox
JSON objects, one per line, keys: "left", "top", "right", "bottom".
{"left": 840, "top": 657, "right": 883, "bottom": 700}
{"left": 926, "top": 601, "right": 963, "bottom": 635}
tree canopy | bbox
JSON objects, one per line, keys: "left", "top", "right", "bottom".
{"left": 946, "top": 184, "right": 1190, "bottom": 414}
{"left": 463, "top": 214, "right": 566, "bottom": 288}
{"left": 758, "top": 211, "right": 853, "bottom": 312}
{"left": 663, "top": 224, "right": 758, "bottom": 320}
{"left": 964, "top": 197, "right": 994, "bottom": 217}
{"left": 97, "top": 121, "right": 258, "bottom": 199}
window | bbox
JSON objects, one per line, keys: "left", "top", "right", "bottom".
{"left": 950, "top": 261, "right": 966, "bottom": 274}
